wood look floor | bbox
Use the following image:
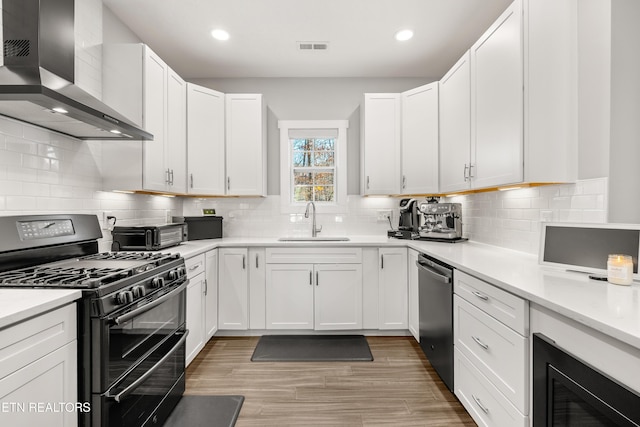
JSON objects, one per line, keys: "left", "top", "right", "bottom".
{"left": 185, "top": 336, "right": 476, "bottom": 426}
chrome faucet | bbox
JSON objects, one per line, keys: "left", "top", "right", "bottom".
{"left": 304, "top": 201, "right": 322, "bottom": 237}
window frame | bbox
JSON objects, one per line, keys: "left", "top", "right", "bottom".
{"left": 279, "top": 120, "right": 348, "bottom": 213}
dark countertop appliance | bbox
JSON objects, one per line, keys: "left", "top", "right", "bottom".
{"left": 111, "top": 223, "right": 187, "bottom": 251}
{"left": 173, "top": 216, "right": 223, "bottom": 240}
{"left": 0, "top": 214, "right": 188, "bottom": 427}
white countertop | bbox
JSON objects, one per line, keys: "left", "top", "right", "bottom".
{"left": 2, "top": 236, "right": 638, "bottom": 352}
{"left": 0, "top": 289, "right": 82, "bottom": 329}
{"left": 168, "top": 236, "right": 640, "bottom": 350}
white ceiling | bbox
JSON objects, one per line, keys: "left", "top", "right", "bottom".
{"left": 103, "top": 0, "right": 513, "bottom": 80}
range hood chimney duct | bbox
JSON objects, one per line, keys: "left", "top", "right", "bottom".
{"left": 0, "top": 0, "right": 152, "bottom": 140}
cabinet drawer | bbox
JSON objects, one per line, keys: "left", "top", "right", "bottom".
{"left": 0, "top": 304, "right": 76, "bottom": 380}
{"left": 454, "top": 296, "right": 528, "bottom": 413}
{"left": 185, "top": 254, "right": 205, "bottom": 278}
{"left": 266, "top": 247, "right": 362, "bottom": 264}
{"left": 454, "top": 348, "right": 528, "bottom": 427}
{"left": 454, "top": 270, "right": 528, "bottom": 335}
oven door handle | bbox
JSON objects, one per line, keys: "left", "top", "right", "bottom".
{"left": 105, "top": 330, "right": 189, "bottom": 403}
{"left": 113, "top": 281, "right": 188, "bottom": 325}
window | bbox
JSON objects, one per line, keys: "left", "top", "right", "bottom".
{"left": 279, "top": 120, "right": 348, "bottom": 212}
{"left": 291, "top": 137, "right": 335, "bottom": 202}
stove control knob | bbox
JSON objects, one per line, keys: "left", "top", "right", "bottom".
{"left": 132, "top": 285, "right": 147, "bottom": 298}
{"left": 178, "top": 267, "right": 186, "bottom": 277}
{"left": 116, "top": 290, "right": 134, "bottom": 305}
{"left": 168, "top": 269, "right": 180, "bottom": 280}
{"left": 151, "top": 277, "right": 165, "bottom": 288}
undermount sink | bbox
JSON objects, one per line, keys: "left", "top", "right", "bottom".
{"left": 277, "top": 236, "right": 350, "bottom": 242}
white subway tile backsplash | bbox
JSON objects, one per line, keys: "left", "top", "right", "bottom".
{"left": 448, "top": 178, "right": 608, "bottom": 254}
{"left": 0, "top": 116, "right": 182, "bottom": 249}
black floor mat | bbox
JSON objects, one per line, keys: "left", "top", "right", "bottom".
{"left": 163, "top": 395, "right": 244, "bottom": 427}
{"left": 251, "top": 335, "right": 373, "bottom": 362}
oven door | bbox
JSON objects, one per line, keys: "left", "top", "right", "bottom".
{"left": 533, "top": 333, "right": 640, "bottom": 426}
{"left": 92, "top": 281, "right": 187, "bottom": 393}
{"left": 95, "top": 330, "right": 187, "bottom": 427}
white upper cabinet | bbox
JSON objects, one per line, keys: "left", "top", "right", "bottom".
{"left": 361, "top": 93, "right": 402, "bottom": 195}
{"left": 470, "top": 0, "right": 524, "bottom": 189}
{"left": 439, "top": 0, "right": 578, "bottom": 192}
{"left": 439, "top": 52, "right": 472, "bottom": 193}
{"left": 225, "top": 94, "right": 267, "bottom": 196}
{"left": 166, "top": 69, "right": 187, "bottom": 193}
{"left": 186, "top": 84, "right": 226, "bottom": 195}
{"left": 102, "top": 44, "right": 187, "bottom": 194}
{"left": 401, "top": 83, "right": 439, "bottom": 194}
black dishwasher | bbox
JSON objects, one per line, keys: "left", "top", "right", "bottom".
{"left": 416, "top": 253, "right": 454, "bottom": 391}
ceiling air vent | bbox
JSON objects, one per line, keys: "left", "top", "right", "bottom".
{"left": 297, "top": 41, "right": 329, "bottom": 51}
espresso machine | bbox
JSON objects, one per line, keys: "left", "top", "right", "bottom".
{"left": 418, "top": 201, "right": 464, "bottom": 241}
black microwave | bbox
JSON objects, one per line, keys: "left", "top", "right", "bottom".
{"left": 111, "top": 223, "right": 187, "bottom": 251}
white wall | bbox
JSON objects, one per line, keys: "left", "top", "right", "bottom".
{"left": 189, "top": 77, "right": 432, "bottom": 195}
{"left": 608, "top": 0, "right": 640, "bottom": 223}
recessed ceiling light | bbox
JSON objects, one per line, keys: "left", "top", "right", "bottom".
{"left": 395, "top": 29, "right": 414, "bottom": 41}
{"left": 211, "top": 29, "right": 230, "bottom": 41}
{"left": 52, "top": 107, "right": 68, "bottom": 114}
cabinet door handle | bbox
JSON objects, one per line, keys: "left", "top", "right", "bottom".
{"left": 165, "top": 168, "right": 171, "bottom": 184}
{"left": 472, "top": 395, "right": 489, "bottom": 414}
{"left": 204, "top": 278, "right": 208, "bottom": 296}
{"left": 366, "top": 176, "right": 370, "bottom": 190}
{"left": 468, "top": 164, "right": 475, "bottom": 179}
{"left": 190, "top": 173, "right": 194, "bottom": 188}
{"left": 472, "top": 336, "right": 489, "bottom": 350}
{"left": 402, "top": 175, "right": 406, "bottom": 189}
{"left": 316, "top": 271, "right": 319, "bottom": 286}
{"left": 256, "top": 254, "right": 259, "bottom": 269}
{"left": 463, "top": 164, "right": 469, "bottom": 181}
{"left": 227, "top": 177, "right": 230, "bottom": 191}
{"left": 309, "top": 271, "right": 312, "bottom": 285}
{"left": 169, "top": 169, "right": 174, "bottom": 185}
{"left": 472, "top": 291, "right": 489, "bottom": 301}
{"left": 381, "top": 254, "right": 384, "bottom": 269}
{"left": 242, "top": 255, "right": 246, "bottom": 269}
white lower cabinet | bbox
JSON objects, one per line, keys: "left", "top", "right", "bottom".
{"left": 185, "top": 250, "right": 219, "bottom": 366}
{"left": 248, "top": 248, "right": 266, "bottom": 329}
{"left": 265, "top": 248, "right": 363, "bottom": 330}
{"left": 0, "top": 304, "right": 77, "bottom": 427}
{"left": 378, "top": 248, "right": 408, "bottom": 329}
{"left": 266, "top": 264, "right": 314, "bottom": 329}
{"left": 453, "top": 269, "right": 529, "bottom": 426}
{"left": 186, "top": 273, "right": 205, "bottom": 366}
{"left": 219, "top": 248, "right": 249, "bottom": 330}
{"left": 454, "top": 348, "right": 528, "bottom": 427}
{"left": 204, "top": 250, "right": 219, "bottom": 340}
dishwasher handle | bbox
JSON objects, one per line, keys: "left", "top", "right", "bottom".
{"left": 416, "top": 260, "right": 452, "bottom": 284}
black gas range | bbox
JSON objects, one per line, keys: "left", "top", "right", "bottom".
{"left": 0, "top": 214, "right": 188, "bottom": 427}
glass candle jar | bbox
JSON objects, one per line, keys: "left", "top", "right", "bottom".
{"left": 607, "top": 254, "right": 634, "bottom": 286}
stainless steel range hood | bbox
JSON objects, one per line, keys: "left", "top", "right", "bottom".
{"left": 0, "top": 0, "right": 152, "bottom": 140}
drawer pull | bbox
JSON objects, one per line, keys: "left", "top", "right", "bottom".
{"left": 472, "top": 394, "right": 489, "bottom": 414}
{"left": 472, "top": 336, "right": 489, "bottom": 350}
{"left": 472, "top": 291, "right": 489, "bottom": 301}
{"left": 188, "top": 264, "right": 200, "bottom": 272}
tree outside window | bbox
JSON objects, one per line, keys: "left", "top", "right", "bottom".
{"left": 291, "top": 138, "right": 335, "bottom": 203}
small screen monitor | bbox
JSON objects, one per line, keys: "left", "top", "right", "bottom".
{"left": 539, "top": 223, "right": 640, "bottom": 278}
